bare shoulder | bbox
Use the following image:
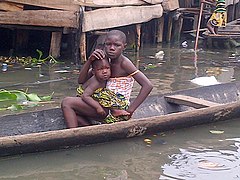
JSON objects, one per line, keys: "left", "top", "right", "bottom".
{"left": 83, "top": 76, "right": 100, "bottom": 89}
{"left": 121, "top": 56, "right": 138, "bottom": 74}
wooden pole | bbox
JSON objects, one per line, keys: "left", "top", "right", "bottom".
{"left": 135, "top": 24, "right": 141, "bottom": 52}
{"left": 194, "top": 2, "right": 204, "bottom": 51}
{"left": 157, "top": 16, "right": 164, "bottom": 43}
{"left": 49, "top": 32, "right": 62, "bottom": 58}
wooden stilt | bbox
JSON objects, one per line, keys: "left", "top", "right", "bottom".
{"left": 135, "top": 24, "right": 141, "bottom": 52}
{"left": 166, "top": 12, "right": 173, "bottom": 43}
{"left": 80, "top": 32, "right": 87, "bottom": 63}
{"left": 49, "top": 31, "right": 62, "bottom": 58}
{"left": 157, "top": 16, "right": 164, "bottom": 43}
{"left": 235, "top": 2, "right": 240, "bottom": 19}
{"left": 227, "top": 4, "right": 235, "bottom": 22}
{"left": 172, "top": 14, "right": 183, "bottom": 42}
{"left": 16, "top": 29, "right": 28, "bottom": 52}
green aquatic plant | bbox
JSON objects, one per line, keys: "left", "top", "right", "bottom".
{"left": 0, "top": 49, "right": 61, "bottom": 67}
{"left": 0, "top": 89, "right": 54, "bottom": 111}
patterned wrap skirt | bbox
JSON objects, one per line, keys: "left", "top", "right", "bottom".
{"left": 77, "top": 85, "right": 129, "bottom": 124}
{"left": 209, "top": 11, "right": 227, "bottom": 27}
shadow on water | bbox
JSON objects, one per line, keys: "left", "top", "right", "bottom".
{"left": 1, "top": 44, "right": 240, "bottom": 179}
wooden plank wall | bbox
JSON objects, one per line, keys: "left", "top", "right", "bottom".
{"left": 82, "top": 4, "right": 163, "bottom": 32}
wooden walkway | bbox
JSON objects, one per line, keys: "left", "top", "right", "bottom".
{"left": 203, "top": 18, "right": 240, "bottom": 48}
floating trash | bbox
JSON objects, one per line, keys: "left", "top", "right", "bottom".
{"left": 190, "top": 76, "right": 220, "bottom": 86}
{"left": 209, "top": 130, "right": 224, "bottom": 134}
{"left": 155, "top": 50, "right": 164, "bottom": 60}
{"left": 144, "top": 138, "right": 152, "bottom": 144}
{"left": 2, "top": 63, "right": 8, "bottom": 72}
{"left": 182, "top": 41, "right": 188, "bottom": 48}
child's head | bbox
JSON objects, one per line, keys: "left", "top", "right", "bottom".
{"left": 92, "top": 58, "right": 111, "bottom": 81}
{"left": 104, "top": 30, "right": 127, "bottom": 60}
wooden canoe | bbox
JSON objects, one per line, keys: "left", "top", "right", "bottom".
{"left": 1, "top": 81, "right": 240, "bottom": 156}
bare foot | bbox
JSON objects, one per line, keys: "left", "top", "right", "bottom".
{"left": 111, "top": 109, "right": 130, "bottom": 117}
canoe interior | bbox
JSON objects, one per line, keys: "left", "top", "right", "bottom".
{"left": 0, "top": 81, "right": 240, "bottom": 137}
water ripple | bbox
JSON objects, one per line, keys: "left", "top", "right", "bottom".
{"left": 160, "top": 138, "right": 240, "bottom": 180}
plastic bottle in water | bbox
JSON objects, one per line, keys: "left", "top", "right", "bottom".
{"left": 2, "top": 63, "right": 8, "bottom": 72}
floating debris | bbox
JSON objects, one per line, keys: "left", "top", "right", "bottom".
{"left": 155, "top": 50, "right": 164, "bottom": 60}
{"left": 181, "top": 41, "right": 188, "bottom": 48}
{"left": 190, "top": 76, "right": 220, "bottom": 86}
{"left": 144, "top": 138, "right": 152, "bottom": 144}
{"left": 209, "top": 130, "right": 224, "bottom": 134}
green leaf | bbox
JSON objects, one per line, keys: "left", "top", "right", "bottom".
{"left": 0, "top": 91, "right": 17, "bottom": 102}
{"left": 36, "top": 49, "right": 43, "bottom": 60}
{"left": 0, "top": 107, "right": 7, "bottom": 111}
{"left": 40, "top": 92, "right": 53, "bottom": 101}
{"left": 7, "top": 104, "right": 24, "bottom": 111}
{"left": 11, "top": 91, "right": 28, "bottom": 102}
{"left": 26, "top": 93, "right": 42, "bottom": 102}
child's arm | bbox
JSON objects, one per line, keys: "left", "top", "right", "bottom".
{"left": 122, "top": 59, "right": 153, "bottom": 117}
{"left": 78, "top": 49, "right": 105, "bottom": 84}
{"left": 81, "top": 80, "right": 106, "bottom": 116}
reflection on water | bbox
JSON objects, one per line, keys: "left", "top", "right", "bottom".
{"left": 160, "top": 138, "right": 240, "bottom": 179}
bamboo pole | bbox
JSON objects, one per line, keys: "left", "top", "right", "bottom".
{"left": 194, "top": 2, "right": 204, "bottom": 51}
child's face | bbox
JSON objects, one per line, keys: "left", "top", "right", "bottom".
{"left": 104, "top": 34, "right": 126, "bottom": 60}
{"left": 93, "top": 59, "right": 111, "bottom": 81}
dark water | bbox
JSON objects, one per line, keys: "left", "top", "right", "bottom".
{"left": 1, "top": 42, "right": 240, "bottom": 179}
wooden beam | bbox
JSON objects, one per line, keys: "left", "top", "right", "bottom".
{"left": 164, "top": 95, "right": 221, "bottom": 108}
{"left": 2, "top": 0, "right": 79, "bottom": 11}
{"left": 82, "top": 4, "right": 163, "bottom": 32}
{"left": 0, "top": 2, "right": 23, "bottom": 11}
{"left": 0, "top": 10, "right": 79, "bottom": 28}
{"left": 74, "top": 0, "right": 163, "bottom": 7}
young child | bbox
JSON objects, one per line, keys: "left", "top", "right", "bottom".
{"left": 61, "top": 30, "right": 153, "bottom": 128}
{"left": 206, "top": 0, "right": 227, "bottom": 34}
{"left": 77, "top": 57, "right": 130, "bottom": 123}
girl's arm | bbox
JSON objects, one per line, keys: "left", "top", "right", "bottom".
{"left": 122, "top": 59, "right": 153, "bottom": 116}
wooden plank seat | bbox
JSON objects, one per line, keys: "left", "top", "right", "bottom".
{"left": 164, "top": 95, "right": 221, "bottom": 109}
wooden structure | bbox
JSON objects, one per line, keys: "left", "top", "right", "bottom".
{"left": 0, "top": 0, "right": 179, "bottom": 64}
{"left": 177, "top": 0, "right": 240, "bottom": 47}
{"left": 203, "top": 18, "right": 240, "bottom": 48}
{"left": 1, "top": 81, "right": 240, "bottom": 156}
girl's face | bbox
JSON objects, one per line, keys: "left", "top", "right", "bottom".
{"left": 104, "top": 34, "right": 126, "bottom": 60}
{"left": 93, "top": 60, "right": 111, "bottom": 81}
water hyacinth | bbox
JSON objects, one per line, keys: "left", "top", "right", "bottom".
{"left": 0, "top": 89, "right": 54, "bottom": 111}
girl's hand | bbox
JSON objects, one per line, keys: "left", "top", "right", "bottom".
{"left": 96, "top": 107, "right": 107, "bottom": 117}
{"left": 88, "top": 49, "right": 105, "bottom": 62}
